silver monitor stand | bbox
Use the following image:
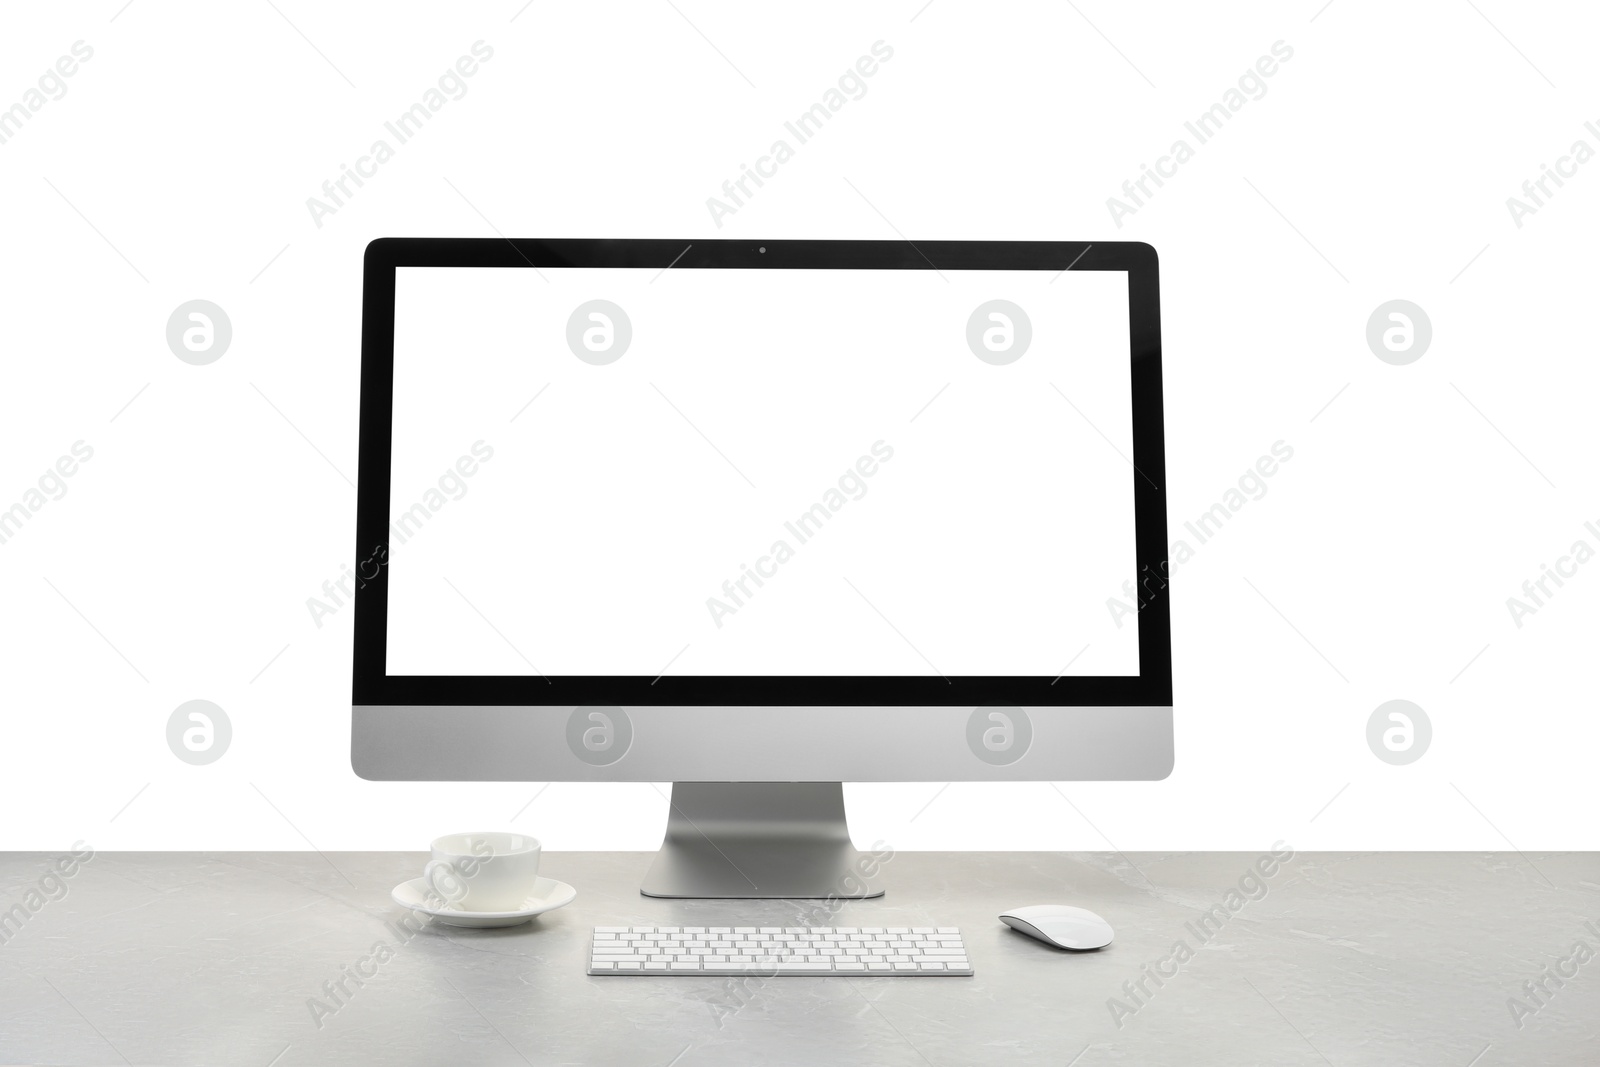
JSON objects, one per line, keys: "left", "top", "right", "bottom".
{"left": 640, "top": 783, "right": 885, "bottom": 899}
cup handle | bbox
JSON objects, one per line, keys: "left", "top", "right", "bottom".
{"left": 423, "top": 860, "right": 467, "bottom": 906}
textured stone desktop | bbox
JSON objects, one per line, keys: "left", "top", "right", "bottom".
{"left": 0, "top": 851, "right": 1594, "bottom": 1065}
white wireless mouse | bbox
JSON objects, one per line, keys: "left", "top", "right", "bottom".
{"left": 999, "top": 904, "right": 1114, "bottom": 950}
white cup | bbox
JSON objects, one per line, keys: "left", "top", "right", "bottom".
{"left": 423, "top": 832, "right": 541, "bottom": 912}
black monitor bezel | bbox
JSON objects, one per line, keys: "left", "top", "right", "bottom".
{"left": 354, "top": 238, "right": 1170, "bottom": 707}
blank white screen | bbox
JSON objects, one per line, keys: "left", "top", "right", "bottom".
{"left": 386, "top": 266, "right": 1138, "bottom": 677}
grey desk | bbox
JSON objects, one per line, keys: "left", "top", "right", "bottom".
{"left": 1, "top": 852, "right": 1595, "bottom": 1065}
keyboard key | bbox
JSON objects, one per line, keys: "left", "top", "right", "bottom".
{"left": 670, "top": 962, "right": 700, "bottom": 971}
{"left": 592, "top": 961, "right": 615, "bottom": 970}
{"left": 919, "top": 962, "right": 946, "bottom": 971}
{"left": 596, "top": 927, "right": 630, "bottom": 933}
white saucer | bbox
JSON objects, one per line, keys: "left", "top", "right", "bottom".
{"left": 390, "top": 875, "right": 577, "bottom": 928}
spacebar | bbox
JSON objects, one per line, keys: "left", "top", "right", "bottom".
{"left": 707, "top": 960, "right": 833, "bottom": 973}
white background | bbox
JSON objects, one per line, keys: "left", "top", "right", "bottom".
{"left": 386, "top": 267, "right": 1137, "bottom": 677}
{"left": 0, "top": 1, "right": 1594, "bottom": 852}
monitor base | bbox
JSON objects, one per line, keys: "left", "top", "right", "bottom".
{"left": 640, "top": 782, "right": 886, "bottom": 899}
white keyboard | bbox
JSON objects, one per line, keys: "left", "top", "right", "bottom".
{"left": 588, "top": 925, "right": 973, "bottom": 976}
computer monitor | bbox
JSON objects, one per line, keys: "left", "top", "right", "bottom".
{"left": 352, "top": 239, "right": 1171, "bottom": 899}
